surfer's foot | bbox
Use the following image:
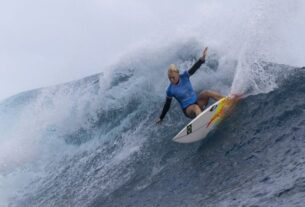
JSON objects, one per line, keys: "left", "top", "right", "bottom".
{"left": 225, "top": 93, "right": 244, "bottom": 107}
{"left": 229, "top": 93, "right": 244, "bottom": 100}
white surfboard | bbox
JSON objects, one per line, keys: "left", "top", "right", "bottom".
{"left": 172, "top": 97, "right": 229, "bottom": 143}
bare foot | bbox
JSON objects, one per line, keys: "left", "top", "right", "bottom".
{"left": 222, "top": 93, "right": 244, "bottom": 116}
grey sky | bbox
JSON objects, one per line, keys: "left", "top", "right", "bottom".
{"left": 0, "top": 0, "right": 204, "bottom": 101}
{"left": 1, "top": 0, "right": 305, "bottom": 101}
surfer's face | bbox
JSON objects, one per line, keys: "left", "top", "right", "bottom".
{"left": 168, "top": 72, "right": 179, "bottom": 85}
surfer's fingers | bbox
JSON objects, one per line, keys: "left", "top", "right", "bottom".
{"left": 202, "top": 47, "right": 208, "bottom": 58}
{"left": 155, "top": 118, "right": 162, "bottom": 124}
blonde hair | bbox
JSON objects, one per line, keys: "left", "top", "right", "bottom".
{"left": 168, "top": 64, "right": 179, "bottom": 74}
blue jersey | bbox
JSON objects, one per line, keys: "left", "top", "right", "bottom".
{"left": 166, "top": 71, "right": 197, "bottom": 109}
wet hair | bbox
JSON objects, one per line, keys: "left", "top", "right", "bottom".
{"left": 168, "top": 64, "right": 179, "bottom": 74}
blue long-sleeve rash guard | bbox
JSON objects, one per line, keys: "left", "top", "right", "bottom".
{"left": 166, "top": 70, "right": 197, "bottom": 109}
{"left": 159, "top": 58, "right": 205, "bottom": 120}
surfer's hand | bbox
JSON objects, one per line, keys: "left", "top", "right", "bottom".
{"left": 155, "top": 118, "right": 163, "bottom": 124}
{"left": 200, "top": 47, "right": 208, "bottom": 61}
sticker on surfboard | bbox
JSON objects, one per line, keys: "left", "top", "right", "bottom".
{"left": 186, "top": 124, "right": 192, "bottom": 134}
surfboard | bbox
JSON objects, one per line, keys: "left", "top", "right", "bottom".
{"left": 172, "top": 97, "right": 230, "bottom": 143}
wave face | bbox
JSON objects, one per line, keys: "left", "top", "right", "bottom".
{"left": 97, "top": 68, "right": 305, "bottom": 207}
{"left": 1, "top": 38, "right": 304, "bottom": 207}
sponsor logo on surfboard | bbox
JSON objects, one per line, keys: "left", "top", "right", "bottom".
{"left": 206, "top": 99, "right": 226, "bottom": 128}
{"left": 210, "top": 104, "right": 218, "bottom": 112}
{"left": 187, "top": 124, "right": 192, "bottom": 134}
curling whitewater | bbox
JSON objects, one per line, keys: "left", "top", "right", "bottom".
{"left": 1, "top": 44, "right": 304, "bottom": 206}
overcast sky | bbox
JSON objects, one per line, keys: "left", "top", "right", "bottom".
{"left": 1, "top": 0, "right": 305, "bottom": 101}
{"left": 0, "top": 0, "right": 205, "bottom": 101}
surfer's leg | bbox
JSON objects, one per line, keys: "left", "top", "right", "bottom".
{"left": 197, "top": 90, "right": 224, "bottom": 109}
{"left": 184, "top": 104, "right": 201, "bottom": 118}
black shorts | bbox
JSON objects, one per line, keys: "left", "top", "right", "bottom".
{"left": 182, "top": 101, "right": 199, "bottom": 119}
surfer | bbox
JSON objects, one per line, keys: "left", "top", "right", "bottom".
{"left": 156, "top": 47, "right": 224, "bottom": 123}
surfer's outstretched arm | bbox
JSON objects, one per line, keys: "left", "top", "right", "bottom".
{"left": 188, "top": 47, "right": 208, "bottom": 76}
{"left": 156, "top": 97, "right": 172, "bottom": 123}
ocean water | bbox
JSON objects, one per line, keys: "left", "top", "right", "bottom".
{"left": 1, "top": 0, "right": 305, "bottom": 206}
